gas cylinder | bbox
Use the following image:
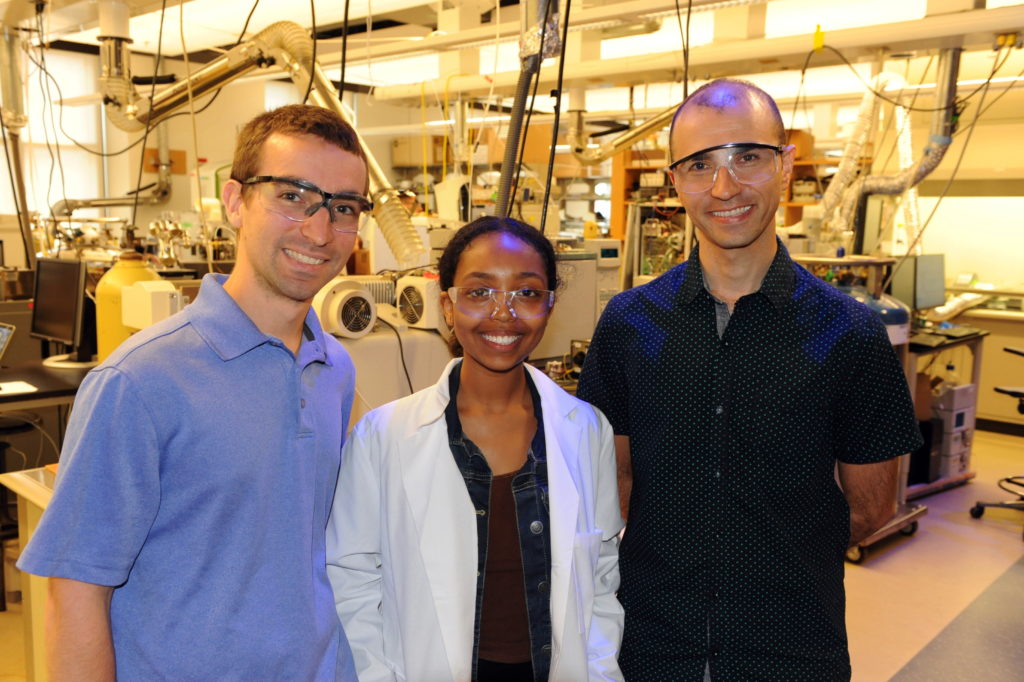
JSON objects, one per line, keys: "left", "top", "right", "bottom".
{"left": 95, "top": 251, "right": 162, "bottom": 361}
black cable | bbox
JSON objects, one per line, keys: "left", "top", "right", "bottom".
{"left": 956, "top": 61, "right": 1024, "bottom": 136}
{"left": 21, "top": 51, "right": 152, "bottom": 158}
{"left": 375, "top": 315, "right": 414, "bottom": 395}
{"left": 673, "top": 0, "right": 693, "bottom": 99}
{"left": 33, "top": 12, "right": 69, "bottom": 215}
{"left": 818, "top": 44, "right": 1011, "bottom": 113}
{"left": 539, "top": 0, "right": 572, "bottom": 234}
{"left": 304, "top": 0, "right": 316, "bottom": 104}
{"left": 131, "top": 0, "right": 168, "bottom": 228}
{"left": 873, "top": 56, "right": 933, "bottom": 176}
{"left": 509, "top": 0, "right": 555, "bottom": 210}
{"left": 163, "top": 0, "right": 263, "bottom": 120}
{"left": 882, "top": 52, "right": 998, "bottom": 293}
{"left": 33, "top": 0, "right": 260, "bottom": 160}
{"left": 339, "top": 0, "right": 351, "bottom": 97}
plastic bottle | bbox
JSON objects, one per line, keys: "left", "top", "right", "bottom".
{"left": 931, "top": 363, "right": 960, "bottom": 398}
{"left": 95, "top": 251, "right": 162, "bottom": 361}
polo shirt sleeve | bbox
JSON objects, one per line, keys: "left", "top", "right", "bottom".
{"left": 831, "top": 315, "right": 923, "bottom": 464}
{"left": 577, "top": 297, "right": 631, "bottom": 437}
{"left": 18, "top": 367, "right": 162, "bottom": 587}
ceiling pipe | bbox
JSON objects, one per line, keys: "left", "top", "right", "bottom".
{"left": 371, "top": 4, "right": 1019, "bottom": 101}
{"left": 97, "top": 18, "right": 425, "bottom": 268}
{"left": 50, "top": 122, "right": 172, "bottom": 217}
{"left": 1, "top": 25, "right": 35, "bottom": 268}
{"left": 566, "top": 104, "right": 677, "bottom": 165}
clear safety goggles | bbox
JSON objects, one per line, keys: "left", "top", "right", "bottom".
{"left": 238, "top": 175, "right": 372, "bottom": 234}
{"left": 667, "top": 142, "right": 785, "bottom": 194}
{"left": 447, "top": 286, "right": 555, "bottom": 320}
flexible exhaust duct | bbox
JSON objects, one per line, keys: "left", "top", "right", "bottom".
{"left": 97, "top": 17, "right": 425, "bottom": 267}
{"left": 823, "top": 48, "right": 961, "bottom": 240}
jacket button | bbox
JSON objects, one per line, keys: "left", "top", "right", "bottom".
{"left": 530, "top": 520, "right": 544, "bottom": 534}
{"left": 541, "top": 644, "right": 552, "bottom": 656}
{"left": 538, "top": 581, "right": 549, "bottom": 593}
{"left": 300, "top": 398, "right": 306, "bottom": 408}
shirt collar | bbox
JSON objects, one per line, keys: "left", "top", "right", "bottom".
{"left": 187, "top": 273, "right": 330, "bottom": 364}
{"left": 679, "top": 236, "right": 795, "bottom": 310}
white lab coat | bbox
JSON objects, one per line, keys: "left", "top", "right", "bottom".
{"left": 327, "top": 359, "right": 624, "bottom": 682}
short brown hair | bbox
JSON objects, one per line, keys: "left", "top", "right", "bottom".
{"left": 669, "top": 79, "right": 786, "bottom": 158}
{"left": 231, "top": 104, "right": 367, "bottom": 192}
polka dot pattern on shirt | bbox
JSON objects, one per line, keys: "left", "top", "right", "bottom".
{"left": 577, "top": 241, "right": 922, "bottom": 681}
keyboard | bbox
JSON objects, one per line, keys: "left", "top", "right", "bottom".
{"left": 909, "top": 333, "right": 946, "bottom": 348}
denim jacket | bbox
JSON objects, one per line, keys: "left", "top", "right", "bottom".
{"left": 445, "top": 364, "right": 553, "bottom": 681}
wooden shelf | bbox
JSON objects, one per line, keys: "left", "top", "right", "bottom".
{"left": 782, "top": 153, "right": 873, "bottom": 226}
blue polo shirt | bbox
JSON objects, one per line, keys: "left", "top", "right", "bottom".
{"left": 20, "top": 274, "right": 356, "bottom": 680}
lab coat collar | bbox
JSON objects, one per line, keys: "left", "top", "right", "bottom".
{"left": 409, "top": 358, "right": 580, "bottom": 432}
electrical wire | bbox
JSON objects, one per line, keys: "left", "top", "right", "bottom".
{"left": 32, "top": 11, "right": 69, "bottom": 216}
{"left": 815, "top": 44, "right": 1011, "bottom": 113}
{"left": 0, "top": 413, "right": 61, "bottom": 462}
{"left": 673, "top": 0, "right": 693, "bottom": 99}
{"left": 872, "top": 56, "right": 933, "bottom": 176}
{"left": 509, "top": 0, "right": 555, "bottom": 213}
{"left": 955, "top": 61, "right": 1024, "bottom": 135}
{"left": 375, "top": 315, "right": 414, "bottom": 395}
{"left": 130, "top": 0, "right": 168, "bottom": 228}
{"left": 179, "top": 0, "right": 212, "bottom": 253}
{"left": 338, "top": 0, "right": 351, "bottom": 98}
{"left": 469, "top": 0, "right": 505, "bottom": 164}
{"left": 27, "top": 0, "right": 261, "bottom": 161}
{"left": 539, "top": 0, "right": 572, "bottom": 234}
{"left": 303, "top": 0, "right": 316, "bottom": 104}
{"left": 881, "top": 52, "right": 999, "bottom": 293}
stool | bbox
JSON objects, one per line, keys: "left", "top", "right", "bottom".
{"left": 0, "top": 415, "right": 38, "bottom": 612}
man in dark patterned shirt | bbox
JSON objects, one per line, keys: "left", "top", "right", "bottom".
{"left": 577, "top": 79, "right": 922, "bottom": 681}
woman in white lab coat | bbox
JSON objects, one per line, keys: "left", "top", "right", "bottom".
{"left": 327, "top": 216, "right": 624, "bottom": 682}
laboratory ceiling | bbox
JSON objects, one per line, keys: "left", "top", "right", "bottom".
{"left": 5, "top": 0, "right": 1023, "bottom": 112}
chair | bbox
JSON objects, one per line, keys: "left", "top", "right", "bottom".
{"left": 969, "top": 347, "right": 1024, "bottom": 541}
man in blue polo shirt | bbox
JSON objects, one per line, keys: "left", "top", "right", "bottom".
{"left": 19, "top": 104, "right": 368, "bottom": 680}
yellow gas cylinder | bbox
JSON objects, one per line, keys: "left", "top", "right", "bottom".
{"left": 95, "top": 251, "right": 162, "bottom": 361}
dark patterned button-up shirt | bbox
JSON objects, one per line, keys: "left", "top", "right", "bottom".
{"left": 578, "top": 241, "right": 922, "bottom": 681}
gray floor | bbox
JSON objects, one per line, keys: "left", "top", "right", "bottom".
{"left": 891, "top": 555, "right": 1024, "bottom": 681}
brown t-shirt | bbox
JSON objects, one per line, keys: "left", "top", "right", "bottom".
{"left": 477, "top": 471, "right": 531, "bottom": 663}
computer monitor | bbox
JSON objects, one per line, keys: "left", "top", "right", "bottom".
{"left": 890, "top": 253, "right": 947, "bottom": 312}
{"left": 30, "top": 257, "right": 98, "bottom": 368}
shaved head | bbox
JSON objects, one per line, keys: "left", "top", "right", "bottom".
{"left": 669, "top": 79, "right": 786, "bottom": 159}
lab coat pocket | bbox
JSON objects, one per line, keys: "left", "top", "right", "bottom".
{"left": 572, "top": 530, "right": 603, "bottom": 634}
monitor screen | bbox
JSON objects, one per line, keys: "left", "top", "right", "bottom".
{"left": 30, "top": 258, "right": 97, "bottom": 365}
{"left": 890, "top": 253, "right": 946, "bottom": 311}
{"left": 914, "top": 254, "right": 946, "bottom": 310}
{"left": 31, "top": 258, "right": 84, "bottom": 345}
